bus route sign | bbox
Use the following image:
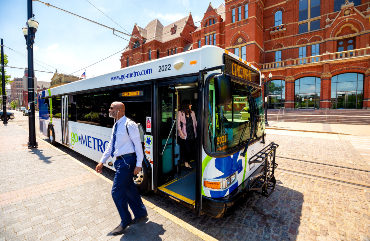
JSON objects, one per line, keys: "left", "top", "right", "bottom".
{"left": 120, "top": 91, "right": 144, "bottom": 97}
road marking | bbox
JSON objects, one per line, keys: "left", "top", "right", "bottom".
{"left": 15, "top": 123, "right": 217, "bottom": 241}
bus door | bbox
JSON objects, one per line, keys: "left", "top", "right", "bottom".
{"left": 157, "top": 86, "right": 178, "bottom": 185}
{"left": 155, "top": 78, "right": 200, "bottom": 208}
{"left": 61, "top": 95, "right": 69, "bottom": 145}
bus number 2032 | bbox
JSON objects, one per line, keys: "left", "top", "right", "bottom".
{"left": 159, "top": 64, "right": 171, "bottom": 72}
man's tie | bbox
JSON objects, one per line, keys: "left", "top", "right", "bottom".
{"left": 111, "top": 123, "right": 119, "bottom": 158}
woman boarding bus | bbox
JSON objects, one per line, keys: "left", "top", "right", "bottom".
{"left": 38, "top": 46, "right": 278, "bottom": 218}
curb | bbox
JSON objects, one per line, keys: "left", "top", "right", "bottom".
{"left": 266, "top": 127, "right": 352, "bottom": 135}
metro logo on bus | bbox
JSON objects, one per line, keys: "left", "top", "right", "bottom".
{"left": 111, "top": 68, "right": 153, "bottom": 81}
{"left": 70, "top": 132, "right": 109, "bottom": 153}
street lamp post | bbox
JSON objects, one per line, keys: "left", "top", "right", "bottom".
{"left": 23, "top": 0, "right": 39, "bottom": 148}
{"left": 263, "top": 73, "right": 272, "bottom": 126}
{"left": 1, "top": 39, "right": 8, "bottom": 125}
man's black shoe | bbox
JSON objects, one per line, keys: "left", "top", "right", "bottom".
{"left": 111, "top": 224, "right": 127, "bottom": 236}
{"left": 132, "top": 214, "right": 148, "bottom": 224}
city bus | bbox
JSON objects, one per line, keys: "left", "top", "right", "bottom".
{"left": 38, "top": 46, "right": 278, "bottom": 218}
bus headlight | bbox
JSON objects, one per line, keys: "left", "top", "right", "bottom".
{"left": 204, "top": 172, "right": 237, "bottom": 190}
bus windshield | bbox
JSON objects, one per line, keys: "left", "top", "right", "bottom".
{"left": 205, "top": 78, "right": 264, "bottom": 154}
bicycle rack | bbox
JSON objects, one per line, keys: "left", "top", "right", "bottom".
{"left": 248, "top": 142, "right": 279, "bottom": 197}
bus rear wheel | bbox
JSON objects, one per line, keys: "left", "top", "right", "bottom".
{"left": 48, "top": 125, "right": 56, "bottom": 145}
{"left": 134, "top": 162, "right": 149, "bottom": 195}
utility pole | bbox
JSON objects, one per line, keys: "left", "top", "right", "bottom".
{"left": 1, "top": 39, "right": 8, "bottom": 125}
{"left": 27, "top": 0, "right": 38, "bottom": 148}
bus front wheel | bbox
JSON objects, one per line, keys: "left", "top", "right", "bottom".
{"left": 134, "top": 161, "right": 149, "bottom": 195}
{"left": 48, "top": 125, "right": 56, "bottom": 145}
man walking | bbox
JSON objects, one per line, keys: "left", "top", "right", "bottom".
{"left": 96, "top": 101, "right": 148, "bottom": 235}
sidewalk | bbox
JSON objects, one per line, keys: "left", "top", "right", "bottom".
{"left": 267, "top": 121, "right": 370, "bottom": 136}
{"left": 0, "top": 123, "right": 204, "bottom": 241}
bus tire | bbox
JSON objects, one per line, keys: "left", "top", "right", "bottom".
{"left": 134, "top": 159, "right": 150, "bottom": 195}
{"left": 47, "top": 124, "right": 56, "bottom": 145}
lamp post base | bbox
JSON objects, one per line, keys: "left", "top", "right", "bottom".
{"left": 28, "top": 142, "right": 38, "bottom": 149}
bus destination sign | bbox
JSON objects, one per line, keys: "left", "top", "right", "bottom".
{"left": 224, "top": 54, "right": 260, "bottom": 86}
{"left": 121, "top": 91, "right": 144, "bottom": 97}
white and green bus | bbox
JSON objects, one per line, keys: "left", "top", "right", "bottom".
{"left": 38, "top": 46, "right": 278, "bottom": 218}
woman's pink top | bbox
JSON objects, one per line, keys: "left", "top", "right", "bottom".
{"left": 177, "top": 110, "right": 197, "bottom": 139}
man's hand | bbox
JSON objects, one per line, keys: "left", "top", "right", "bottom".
{"left": 134, "top": 167, "right": 142, "bottom": 175}
{"left": 96, "top": 163, "right": 104, "bottom": 173}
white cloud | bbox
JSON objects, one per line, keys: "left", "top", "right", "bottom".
{"left": 193, "top": 15, "right": 202, "bottom": 24}
{"left": 180, "top": 0, "right": 189, "bottom": 7}
{"left": 47, "top": 44, "right": 58, "bottom": 52}
{"left": 34, "top": 45, "right": 39, "bottom": 51}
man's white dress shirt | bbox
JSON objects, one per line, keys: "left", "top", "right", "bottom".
{"left": 100, "top": 116, "right": 143, "bottom": 167}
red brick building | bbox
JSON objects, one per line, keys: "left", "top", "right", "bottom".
{"left": 120, "top": 0, "right": 370, "bottom": 109}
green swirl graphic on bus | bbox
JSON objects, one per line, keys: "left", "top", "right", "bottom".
{"left": 71, "top": 132, "right": 79, "bottom": 145}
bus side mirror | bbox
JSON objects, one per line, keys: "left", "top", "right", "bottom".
{"left": 215, "top": 74, "right": 232, "bottom": 106}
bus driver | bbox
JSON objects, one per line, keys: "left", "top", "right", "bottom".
{"left": 95, "top": 102, "right": 148, "bottom": 236}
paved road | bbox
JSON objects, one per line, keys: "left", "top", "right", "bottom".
{"left": 1, "top": 111, "right": 370, "bottom": 240}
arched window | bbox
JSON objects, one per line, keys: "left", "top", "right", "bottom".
{"left": 148, "top": 49, "right": 151, "bottom": 60}
{"left": 209, "top": 19, "right": 212, "bottom": 26}
{"left": 274, "top": 11, "right": 282, "bottom": 26}
{"left": 133, "top": 41, "right": 140, "bottom": 49}
{"left": 295, "top": 77, "right": 321, "bottom": 109}
{"left": 213, "top": 19, "right": 216, "bottom": 24}
{"left": 268, "top": 80, "right": 285, "bottom": 109}
{"left": 331, "top": 73, "right": 363, "bottom": 109}
{"left": 126, "top": 58, "right": 129, "bottom": 67}
{"left": 232, "top": 8, "right": 235, "bottom": 23}
{"left": 157, "top": 50, "right": 160, "bottom": 59}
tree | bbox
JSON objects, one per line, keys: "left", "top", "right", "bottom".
{"left": 10, "top": 100, "right": 18, "bottom": 110}
{"left": 0, "top": 51, "right": 12, "bottom": 100}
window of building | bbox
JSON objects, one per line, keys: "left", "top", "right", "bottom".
{"left": 205, "top": 35, "right": 209, "bottom": 45}
{"left": 295, "top": 77, "right": 321, "bottom": 109}
{"left": 209, "top": 34, "right": 213, "bottom": 45}
{"left": 198, "top": 40, "right": 201, "bottom": 48}
{"left": 334, "top": 0, "right": 361, "bottom": 12}
{"left": 205, "top": 22, "right": 208, "bottom": 27}
{"left": 275, "top": 11, "right": 282, "bottom": 26}
{"left": 213, "top": 19, "right": 216, "bottom": 24}
{"left": 275, "top": 50, "right": 282, "bottom": 66}
{"left": 148, "top": 49, "right": 151, "bottom": 60}
{"left": 213, "top": 33, "right": 216, "bottom": 45}
{"left": 238, "top": 5, "right": 242, "bottom": 21}
{"left": 133, "top": 41, "right": 140, "bottom": 49}
{"left": 268, "top": 80, "right": 285, "bottom": 109}
{"left": 157, "top": 50, "right": 160, "bottom": 59}
{"left": 234, "top": 47, "right": 239, "bottom": 57}
{"left": 299, "top": 46, "right": 307, "bottom": 64}
{"left": 209, "top": 19, "right": 212, "bottom": 26}
{"left": 331, "top": 73, "right": 363, "bottom": 109}
{"left": 337, "top": 37, "right": 355, "bottom": 57}
{"left": 175, "top": 48, "right": 177, "bottom": 54}
{"left": 126, "top": 58, "right": 129, "bottom": 67}
{"left": 299, "top": 0, "right": 320, "bottom": 33}
{"left": 241, "top": 46, "right": 246, "bottom": 61}
{"left": 171, "top": 49, "right": 173, "bottom": 55}
{"left": 232, "top": 8, "right": 235, "bottom": 23}
{"left": 311, "top": 44, "right": 320, "bottom": 62}
{"left": 167, "top": 50, "right": 169, "bottom": 56}
{"left": 245, "top": 4, "right": 248, "bottom": 19}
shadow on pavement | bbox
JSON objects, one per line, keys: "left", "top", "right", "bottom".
{"left": 29, "top": 148, "right": 53, "bottom": 164}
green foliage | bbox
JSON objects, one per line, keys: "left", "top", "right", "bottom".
{"left": 0, "top": 52, "right": 12, "bottom": 96}
{"left": 10, "top": 100, "right": 18, "bottom": 109}
{"left": 54, "top": 113, "right": 61, "bottom": 118}
{"left": 268, "top": 82, "right": 283, "bottom": 95}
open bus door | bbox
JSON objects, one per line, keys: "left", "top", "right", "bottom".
{"left": 154, "top": 76, "right": 200, "bottom": 210}
{"left": 61, "top": 95, "right": 69, "bottom": 145}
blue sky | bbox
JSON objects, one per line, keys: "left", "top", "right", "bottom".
{"left": 0, "top": 0, "right": 225, "bottom": 85}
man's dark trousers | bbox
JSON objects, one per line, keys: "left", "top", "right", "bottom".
{"left": 112, "top": 154, "right": 147, "bottom": 228}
